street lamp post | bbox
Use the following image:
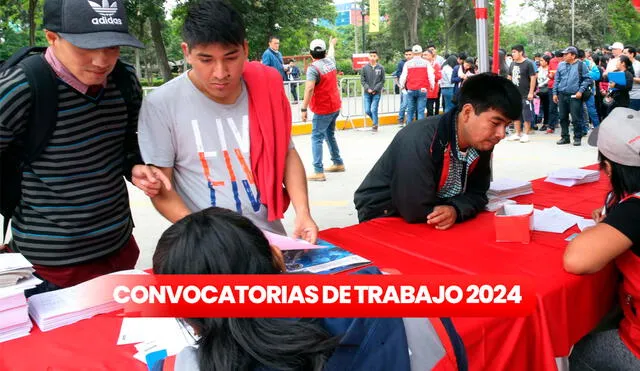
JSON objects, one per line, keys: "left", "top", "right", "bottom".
{"left": 360, "top": 0, "right": 367, "bottom": 52}
{"left": 571, "top": 0, "right": 575, "bottom": 45}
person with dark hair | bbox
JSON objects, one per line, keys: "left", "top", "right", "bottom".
{"left": 537, "top": 55, "right": 551, "bottom": 131}
{"left": 301, "top": 37, "right": 345, "bottom": 181}
{"left": 578, "top": 48, "right": 602, "bottom": 133}
{"left": 261, "top": 35, "right": 287, "bottom": 81}
{"left": 138, "top": 0, "right": 319, "bottom": 243}
{"left": 361, "top": 50, "right": 385, "bottom": 132}
{"left": 150, "top": 207, "right": 468, "bottom": 371}
{"left": 286, "top": 58, "right": 301, "bottom": 103}
{"left": 0, "top": 0, "right": 167, "bottom": 296}
{"left": 354, "top": 73, "right": 522, "bottom": 228}
{"left": 545, "top": 50, "right": 564, "bottom": 133}
{"left": 394, "top": 48, "right": 413, "bottom": 126}
{"left": 441, "top": 55, "right": 458, "bottom": 113}
{"left": 564, "top": 108, "right": 640, "bottom": 370}
{"left": 606, "top": 55, "right": 634, "bottom": 112}
{"left": 553, "top": 46, "right": 593, "bottom": 146}
{"left": 623, "top": 46, "right": 640, "bottom": 110}
{"left": 507, "top": 44, "right": 537, "bottom": 143}
{"left": 451, "top": 52, "right": 467, "bottom": 98}
{"left": 422, "top": 49, "right": 442, "bottom": 117}
{"left": 497, "top": 49, "right": 509, "bottom": 77}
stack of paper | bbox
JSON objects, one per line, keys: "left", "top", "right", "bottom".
{"left": 545, "top": 168, "right": 600, "bottom": 187}
{"left": 0, "top": 253, "right": 35, "bottom": 288}
{"left": 532, "top": 206, "right": 596, "bottom": 234}
{"left": 488, "top": 178, "right": 534, "bottom": 199}
{"left": 486, "top": 196, "right": 517, "bottom": 212}
{"left": 28, "top": 269, "right": 147, "bottom": 332}
{"left": 0, "top": 253, "right": 41, "bottom": 343}
{"left": 117, "top": 317, "right": 197, "bottom": 366}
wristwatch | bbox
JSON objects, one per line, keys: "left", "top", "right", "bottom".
{"left": 301, "top": 108, "right": 308, "bottom": 112}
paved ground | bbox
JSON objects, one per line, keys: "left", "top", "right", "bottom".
{"left": 129, "top": 124, "right": 598, "bottom": 270}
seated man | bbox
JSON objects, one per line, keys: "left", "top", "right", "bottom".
{"left": 354, "top": 73, "right": 522, "bottom": 230}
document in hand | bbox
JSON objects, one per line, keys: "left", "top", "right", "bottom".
{"left": 608, "top": 71, "right": 627, "bottom": 87}
{"left": 283, "top": 239, "right": 370, "bottom": 274}
{"left": 544, "top": 168, "right": 600, "bottom": 187}
{"left": 27, "top": 269, "right": 148, "bottom": 332}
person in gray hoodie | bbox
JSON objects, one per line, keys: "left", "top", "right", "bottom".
{"left": 361, "top": 50, "right": 385, "bottom": 132}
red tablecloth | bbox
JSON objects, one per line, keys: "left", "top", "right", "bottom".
{"left": 317, "top": 165, "right": 618, "bottom": 371}
{"left": 0, "top": 166, "right": 618, "bottom": 371}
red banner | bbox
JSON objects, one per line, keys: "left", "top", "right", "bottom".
{"left": 85, "top": 274, "right": 536, "bottom": 318}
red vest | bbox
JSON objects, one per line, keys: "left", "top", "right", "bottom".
{"left": 615, "top": 192, "right": 640, "bottom": 357}
{"left": 309, "top": 60, "right": 342, "bottom": 115}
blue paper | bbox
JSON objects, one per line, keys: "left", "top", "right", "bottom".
{"left": 146, "top": 349, "right": 168, "bottom": 371}
{"left": 608, "top": 71, "right": 627, "bottom": 86}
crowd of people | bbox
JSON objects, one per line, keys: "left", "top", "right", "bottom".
{"left": 0, "top": 0, "right": 639, "bottom": 369}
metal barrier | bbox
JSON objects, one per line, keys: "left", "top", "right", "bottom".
{"left": 143, "top": 76, "right": 403, "bottom": 126}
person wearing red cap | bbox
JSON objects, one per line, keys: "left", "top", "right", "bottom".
{"left": 565, "top": 107, "right": 640, "bottom": 370}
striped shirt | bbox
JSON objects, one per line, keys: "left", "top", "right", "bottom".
{"left": 0, "top": 63, "right": 142, "bottom": 266}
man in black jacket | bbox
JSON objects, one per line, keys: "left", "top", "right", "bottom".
{"left": 354, "top": 73, "right": 521, "bottom": 230}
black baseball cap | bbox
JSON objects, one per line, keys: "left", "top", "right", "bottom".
{"left": 44, "top": 0, "right": 144, "bottom": 49}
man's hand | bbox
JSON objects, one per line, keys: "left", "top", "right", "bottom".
{"left": 420, "top": 87, "right": 427, "bottom": 93}
{"left": 293, "top": 213, "right": 318, "bottom": 244}
{"left": 368, "top": 89, "right": 373, "bottom": 94}
{"left": 527, "top": 93, "right": 534, "bottom": 101}
{"left": 553, "top": 95, "right": 559, "bottom": 104}
{"left": 131, "top": 165, "right": 172, "bottom": 197}
{"left": 301, "top": 111, "right": 308, "bottom": 122}
{"left": 426, "top": 205, "right": 457, "bottom": 230}
{"left": 575, "top": 91, "right": 583, "bottom": 100}
{"left": 330, "top": 36, "right": 338, "bottom": 46}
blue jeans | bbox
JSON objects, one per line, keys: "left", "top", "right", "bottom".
{"left": 406, "top": 90, "right": 427, "bottom": 122}
{"left": 364, "top": 92, "right": 381, "bottom": 127}
{"left": 441, "top": 87, "right": 454, "bottom": 113}
{"left": 630, "top": 99, "right": 640, "bottom": 111}
{"left": 584, "top": 93, "right": 600, "bottom": 128}
{"left": 398, "top": 90, "right": 409, "bottom": 122}
{"left": 311, "top": 111, "right": 343, "bottom": 174}
{"left": 569, "top": 329, "right": 640, "bottom": 370}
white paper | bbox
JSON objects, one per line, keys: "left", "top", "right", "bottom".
{"left": 117, "top": 317, "right": 185, "bottom": 345}
{"left": 121, "top": 318, "right": 197, "bottom": 365}
{"left": 263, "top": 230, "right": 325, "bottom": 251}
{"left": 28, "top": 269, "right": 148, "bottom": 332}
{"left": 577, "top": 218, "right": 596, "bottom": 231}
{"left": 533, "top": 207, "right": 582, "bottom": 233}
{"left": 0, "top": 254, "right": 32, "bottom": 273}
{"left": 545, "top": 169, "right": 600, "bottom": 187}
{"left": 502, "top": 204, "right": 534, "bottom": 216}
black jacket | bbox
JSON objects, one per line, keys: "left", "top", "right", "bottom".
{"left": 354, "top": 110, "right": 491, "bottom": 223}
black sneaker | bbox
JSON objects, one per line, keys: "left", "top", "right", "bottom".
{"left": 573, "top": 139, "right": 582, "bottom": 146}
{"left": 557, "top": 138, "right": 571, "bottom": 145}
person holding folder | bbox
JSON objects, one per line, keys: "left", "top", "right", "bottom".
{"left": 605, "top": 56, "right": 635, "bottom": 114}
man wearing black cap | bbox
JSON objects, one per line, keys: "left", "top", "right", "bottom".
{"left": 0, "top": 0, "right": 169, "bottom": 295}
{"left": 552, "top": 46, "right": 593, "bottom": 146}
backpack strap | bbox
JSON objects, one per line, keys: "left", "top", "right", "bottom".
{"left": 110, "top": 60, "right": 143, "bottom": 181}
{"left": 2, "top": 52, "right": 58, "bottom": 245}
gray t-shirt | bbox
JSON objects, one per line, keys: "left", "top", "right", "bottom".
{"left": 138, "top": 72, "right": 286, "bottom": 234}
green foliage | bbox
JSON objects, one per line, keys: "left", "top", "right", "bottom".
{"left": 336, "top": 58, "right": 355, "bottom": 75}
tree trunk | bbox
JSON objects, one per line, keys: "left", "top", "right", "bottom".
{"left": 408, "top": 0, "right": 419, "bottom": 44}
{"left": 135, "top": 49, "right": 142, "bottom": 80}
{"left": 149, "top": 18, "right": 172, "bottom": 82}
{"left": 28, "top": 0, "right": 37, "bottom": 46}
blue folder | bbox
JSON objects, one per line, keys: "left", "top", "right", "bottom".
{"left": 608, "top": 71, "right": 627, "bottom": 86}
